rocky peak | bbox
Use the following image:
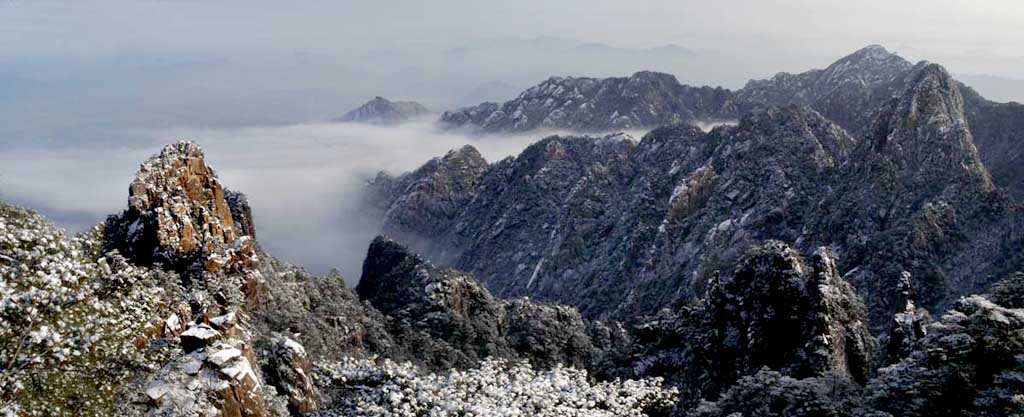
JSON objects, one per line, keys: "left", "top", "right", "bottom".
{"left": 866, "top": 62, "right": 993, "bottom": 193}
{"left": 357, "top": 236, "right": 503, "bottom": 330}
{"left": 820, "top": 44, "right": 912, "bottom": 86}
{"left": 706, "top": 241, "right": 876, "bottom": 384}
{"left": 363, "top": 145, "right": 489, "bottom": 260}
{"left": 337, "top": 96, "right": 430, "bottom": 125}
{"left": 737, "top": 45, "right": 913, "bottom": 133}
{"left": 105, "top": 141, "right": 256, "bottom": 274}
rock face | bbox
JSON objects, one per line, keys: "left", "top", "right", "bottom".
{"left": 356, "top": 236, "right": 625, "bottom": 370}
{"left": 104, "top": 141, "right": 241, "bottom": 272}
{"left": 337, "top": 96, "right": 430, "bottom": 125}
{"left": 869, "top": 296, "right": 1024, "bottom": 417}
{"left": 600, "top": 242, "right": 876, "bottom": 407}
{"left": 707, "top": 243, "right": 876, "bottom": 385}
{"left": 738, "top": 44, "right": 914, "bottom": 132}
{"left": 439, "top": 71, "right": 738, "bottom": 133}
{"left": 372, "top": 60, "right": 1024, "bottom": 328}
{"left": 740, "top": 44, "right": 1024, "bottom": 197}
{"left": 264, "top": 336, "right": 317, "bottom": 416}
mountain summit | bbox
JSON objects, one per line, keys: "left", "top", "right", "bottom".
{"left": 338, "top": 96, "right": 430, "bottom": 125}
{"left": 440, "top": 71, "right": 738, "bottom": 133}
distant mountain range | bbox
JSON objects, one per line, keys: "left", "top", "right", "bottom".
{"left": 440, "top": 71, "right": 739, "bottom": 132}
{"left": 438, "top": 45, "right": 1024, "bottom": 196}
{"left": 371, "top": 45, "right": 1024, "bottom": 327}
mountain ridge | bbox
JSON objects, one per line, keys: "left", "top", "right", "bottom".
{"left": 338, "top": 96, "right": 430, "bottom": 125}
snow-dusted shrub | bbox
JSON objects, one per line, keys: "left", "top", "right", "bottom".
{"left": 312, "top": 356, "right": 678, "bottom": 417}
{"left": 0, "top": 204, "right": 176, "bottom": 417}
{"left": 689, "top": 369, "right": 882, "bottom": 417}
{"left": 868, "top": 296, "right": 1024, "bottom": 417}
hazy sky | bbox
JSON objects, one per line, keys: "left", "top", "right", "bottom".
{"left": 3, "top": 1, "right": 1022, "bottom": 144}
{"left": 4, "top": 1, "right": 1023, "bottom": 60}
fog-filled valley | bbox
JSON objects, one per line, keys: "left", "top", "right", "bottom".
{"left": 0, "top": 121, "right": 570, "bottom": 280}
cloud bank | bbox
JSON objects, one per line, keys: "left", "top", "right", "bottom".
{"left": 0, "top": 121, "right": 576, "bottom": 282}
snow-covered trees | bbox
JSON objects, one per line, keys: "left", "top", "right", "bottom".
{"left": 313, "top": 357, "right": 678, "bottom": 417}
{"left": 869, "top": 296, "right": 1024, "bottom": 417}
{"left": 0, "top": 204, "right": 176, "bottom": 416}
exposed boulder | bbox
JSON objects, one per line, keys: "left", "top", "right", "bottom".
{"left": 138, "top": 337, "right": 283, "bottom": 417}
{"left": 263, "top": 336, "right": 317, "bottom": 416}
{"left": 180, "top": 323, "right": 224, "bottom": 353}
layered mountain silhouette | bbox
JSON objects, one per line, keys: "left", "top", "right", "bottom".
{"left": 374, "top": 46, "right": 1024, "bottom": 329}
{"left": 440, "top": 45, "right": 1024, "bottom": 195}
{"left": 440, "top": 71, "right": 738, "bottom": 132}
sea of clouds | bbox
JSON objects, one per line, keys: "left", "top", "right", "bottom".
{"left": 0, "top": 121, "right": 581, "bottom": 282}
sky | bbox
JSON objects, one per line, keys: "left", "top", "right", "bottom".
{"left": 2, "top": 1, "right": 1022, "bottom": 146}
{"left": 1, "top": 0, "right": 1022, "bottom": 279}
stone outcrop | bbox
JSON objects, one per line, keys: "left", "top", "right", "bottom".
{"left": 104, "top": 141, "right": 254, "bottom": 275}
{"left": 99, "top": 141, "right": 370, "bottom": 417}
{"left": 263, "top": 336, "right": 316, "bottom": 416}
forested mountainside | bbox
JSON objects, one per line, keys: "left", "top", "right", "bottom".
{"left": 372, "top": 57, "right": 1024, "bottom": 329}
{"left": 5, "top": 149, "right": 1023, "bottom": 415}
